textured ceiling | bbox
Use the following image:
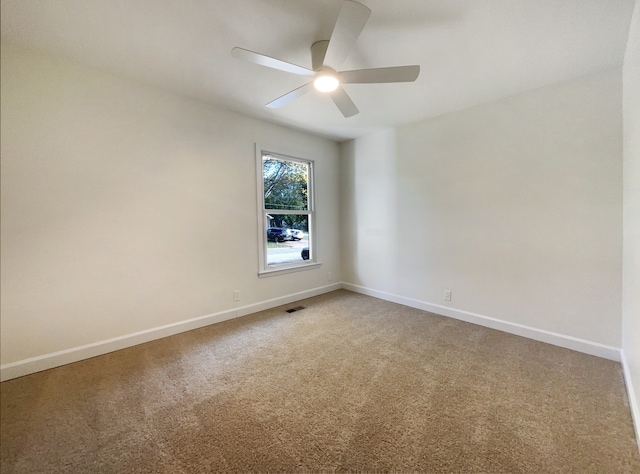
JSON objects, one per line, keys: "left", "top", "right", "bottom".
{"left": 1, "top": 0, "right": 635, "bottom": 141}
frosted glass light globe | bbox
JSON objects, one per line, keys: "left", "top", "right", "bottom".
{"left": 314, "top": 75, "right": 339, "bottom": 92}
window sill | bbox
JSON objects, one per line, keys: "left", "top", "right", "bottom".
{"left": 258, "top": 261, "right": 322, "bottom": 278}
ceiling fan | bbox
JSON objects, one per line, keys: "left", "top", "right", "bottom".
{"left": 231, "top": 0, "right": 420, "bottom": 118}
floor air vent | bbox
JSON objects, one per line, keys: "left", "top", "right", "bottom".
{"left": 286, "top": 305, "right": 305, "bottom": 313}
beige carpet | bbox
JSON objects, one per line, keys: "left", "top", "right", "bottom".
{"left": 1, "top": 290, "right": 639, "bottom": 473}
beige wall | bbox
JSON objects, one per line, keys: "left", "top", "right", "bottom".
{"left": 0, "top": 43, "right": 341, "bottom": 366}
{"left": 623, "top": 0, "right": 640, "bottom": 441}
{"left": 342, "top": 69, "right": 623, "bottom": 347}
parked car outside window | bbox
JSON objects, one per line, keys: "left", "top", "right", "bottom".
{"left": 290, "top": 229, "right": 304, "bottom": 241}
{"left": 267, "top": 228, "right": 290, "bottom": 242}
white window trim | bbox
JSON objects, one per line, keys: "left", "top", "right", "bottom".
{"left": 255, "top": 144, "right": 321, "bottom": 277}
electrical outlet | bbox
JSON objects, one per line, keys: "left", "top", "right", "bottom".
{"left": 328, "top": 272, "right": 333, "bottom": 282}
{"left": 444, "top": 290, "right": 452, "bottom": 301}
{"left": 233, "top": 290, "right": 240, "bottom": 302}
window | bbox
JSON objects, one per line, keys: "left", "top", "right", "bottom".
{"left": 256, "top": 146, "right": 319, "bottom": 276}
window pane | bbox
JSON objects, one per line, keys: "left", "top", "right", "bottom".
{"left": 263, "top": 157, "right": 308, "bottom": 211}
{"left": 266, "top": 214, "right": 309, "bottom": 266}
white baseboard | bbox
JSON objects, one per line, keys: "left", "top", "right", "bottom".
{"left": 342, "top": 283, "right": 621, "bottom": 361}
{"left": 0, "top": 281, "right": 622, "bottom": 382}
{"left": 621, "top": 350, "right": 640, "bottom": 454}
{"left": 0, "top": 283, "right": 341, "bottom": 382}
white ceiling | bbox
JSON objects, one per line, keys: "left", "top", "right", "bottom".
{"left": 1, "top": 0, "right": 635, "bottom": 141}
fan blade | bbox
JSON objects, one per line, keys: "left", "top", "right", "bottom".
{"left": 232, "top": 47, "right": 314, "bottom": 76}
{"left": 266, "top": 82, "right": 314, "bottom": 109}
{"left": 323, "top": 1, "right": 371, "bottom": 69}
{"left": 330, "top": 86, "right": 359, "bottom": 117}
{"left": 339, "top": 65, "right": 420, "bottom": 84}
{"left": 311, "top": 40, "right": 329, "bottom": 71}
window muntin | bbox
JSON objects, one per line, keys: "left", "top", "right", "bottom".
{"left": 257, "top": 148, "right": 317, "bottom": 275}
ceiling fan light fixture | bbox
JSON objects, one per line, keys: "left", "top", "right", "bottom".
{"left": 232, "top": 1, "right": 418, "bottom": 117}
{"left": 314, "top": 74, "right": 339, "bottom": 92}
